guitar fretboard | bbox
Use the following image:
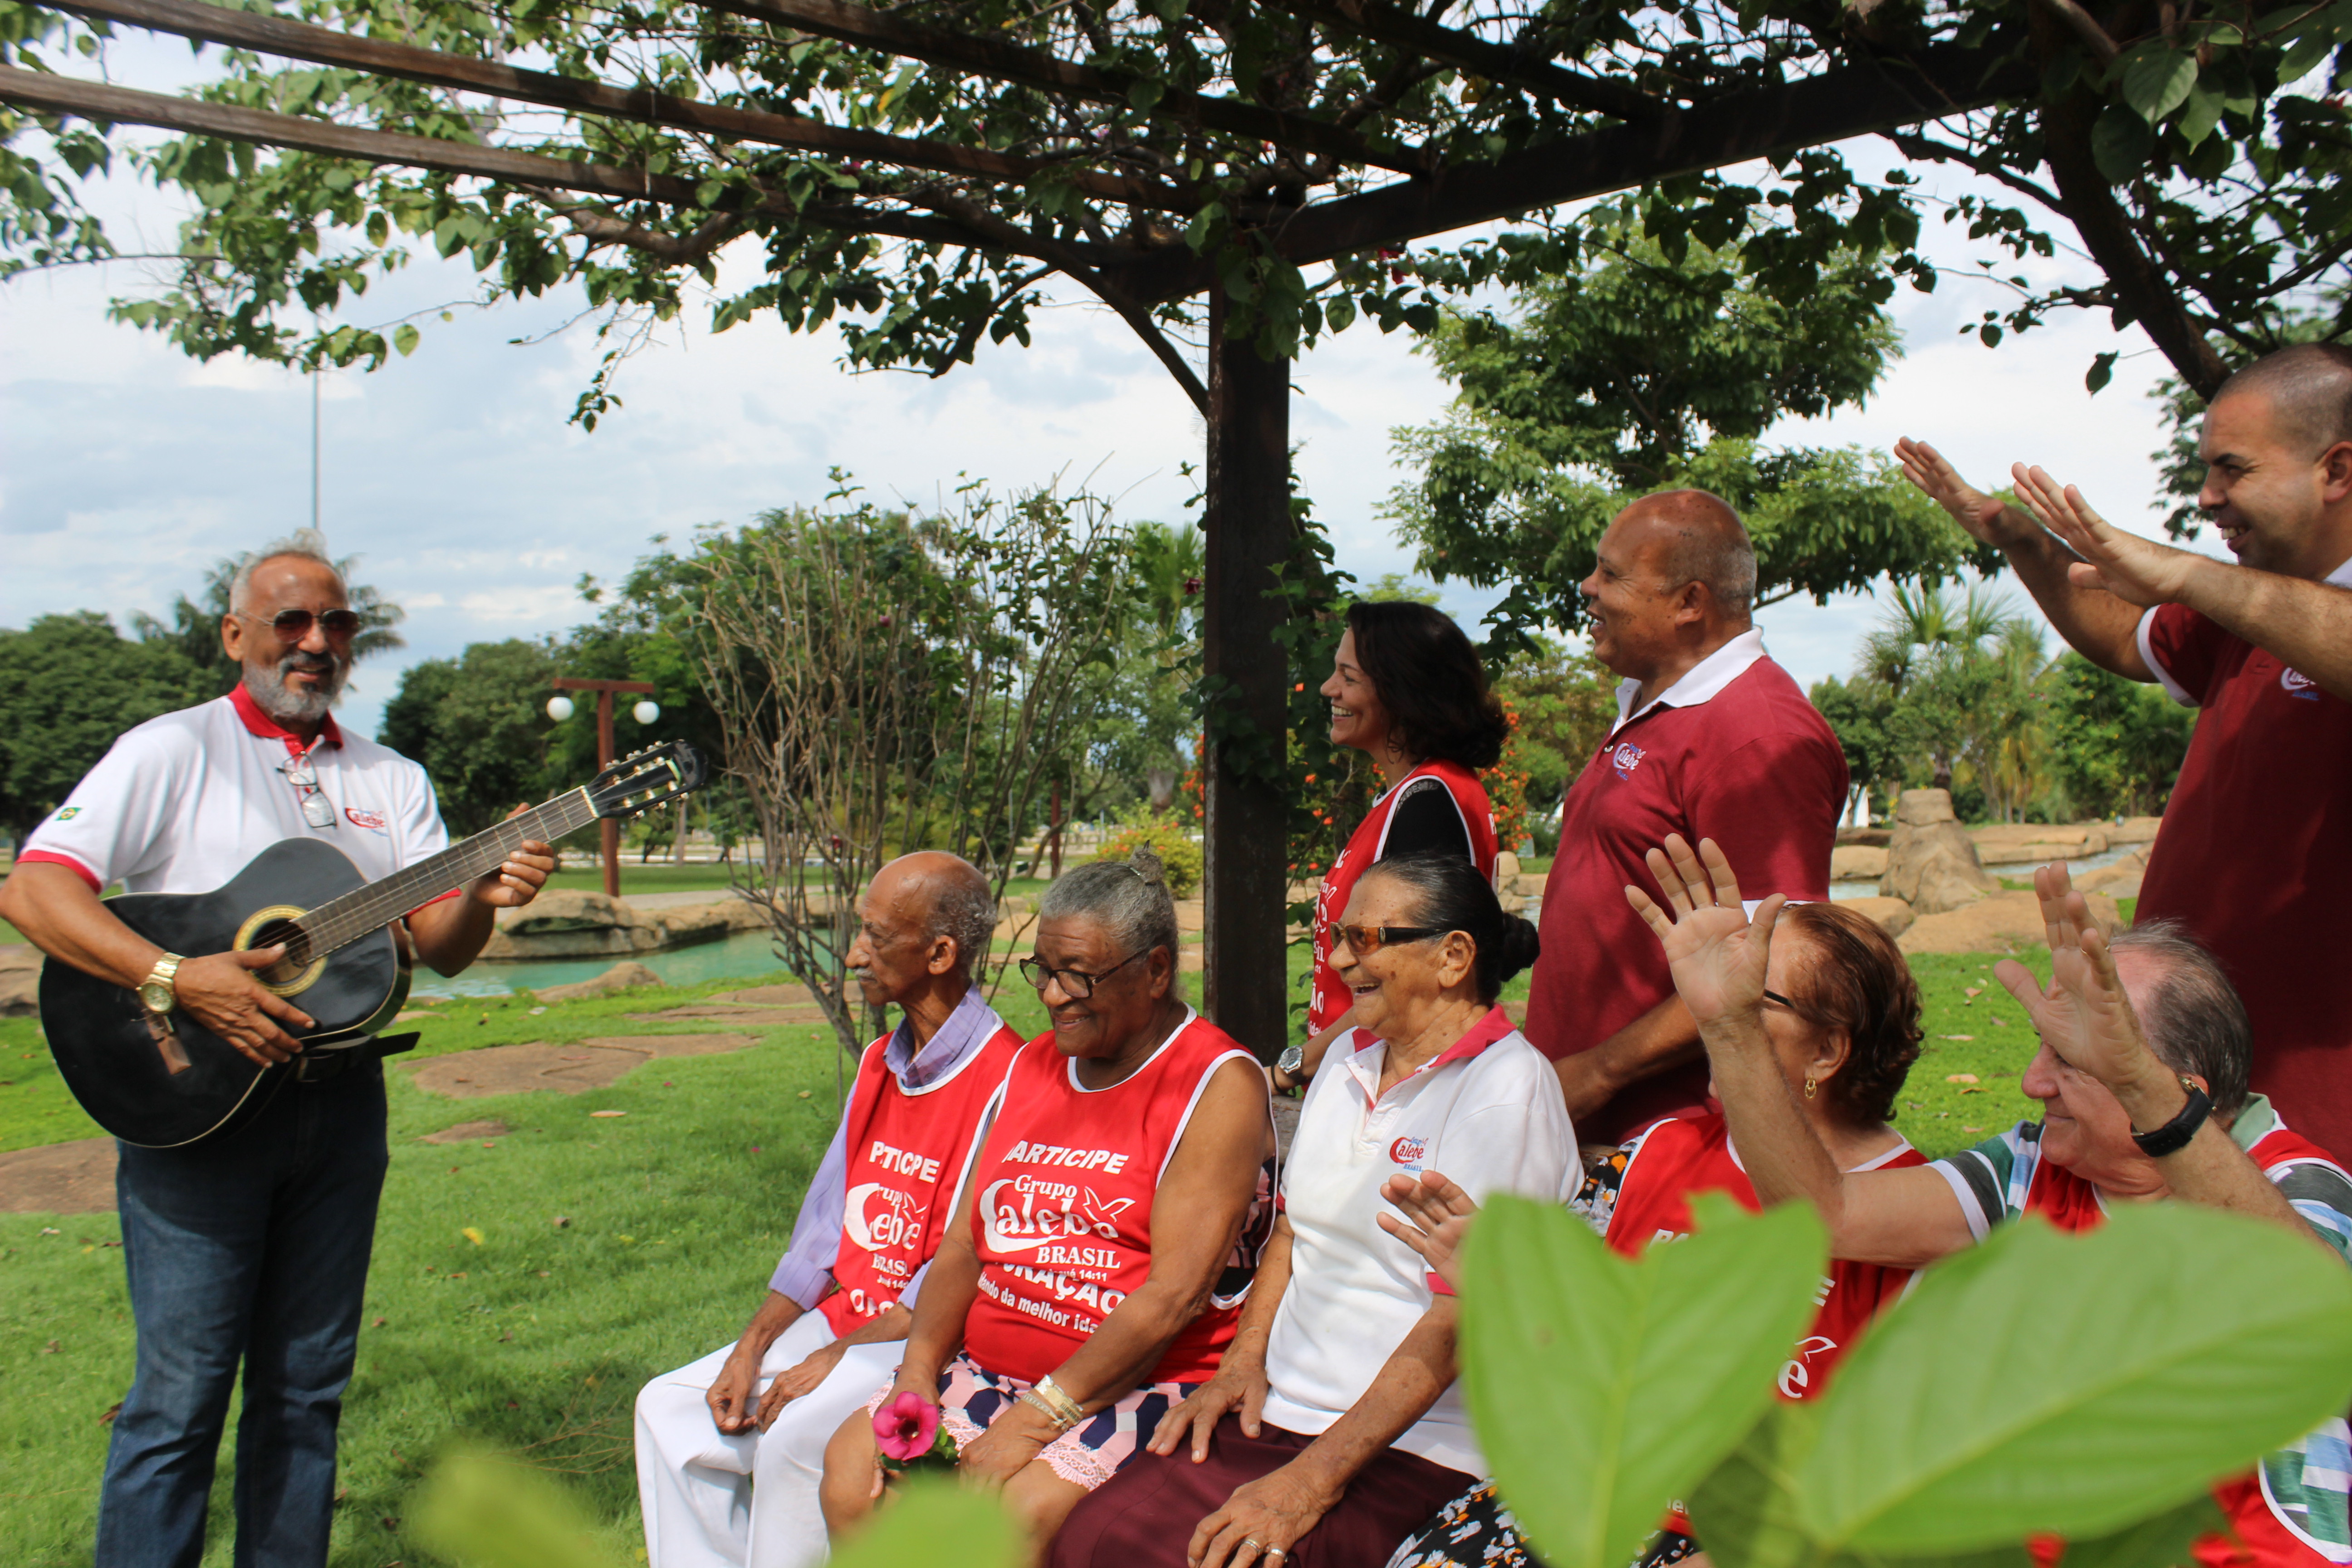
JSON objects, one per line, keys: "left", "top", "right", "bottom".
{"left": 281, "top": 790, "right": 600, "bottom": 962}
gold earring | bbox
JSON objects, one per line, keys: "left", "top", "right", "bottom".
{"left": 1803, "top": 1076, "right": 1818, "bottom": 1100}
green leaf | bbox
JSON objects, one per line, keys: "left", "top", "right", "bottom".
{"left": 392, "top": 322, "right": 419, "bottom": 357}
{"left": 1127, "top": 77, "right": 1164, "bottom": 113}
{"left": 416, "top": 1449, "right": 629, "bottom": 1568}
{"left": 2176, "top": 85, "right": 2225, "bottom": 148}
{"left": 2120, "top": 46, "right": 2199, "bottom": 123}
{"left": 2057, "top": 1491, "right": 2228, "bottom": 1568}
{"left": 830, "top": 1477, "right": 1020, "bottom": 1568}
{"left": 2086, "top": 351, "right": 2119, "bottom": 393}
{"left": 1462, "top": 1193, "right": 1827, "bottom": 1568}
{"left": 2091, "top": 107, "right": 2154, "bottom": 182}
{"left": 1796, "top": 1206, "right": 2352, "bottom": 1553}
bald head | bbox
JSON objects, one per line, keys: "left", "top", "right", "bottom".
{"left": 871, "top": 852, "right": 996, "bottom": 980}
{"left": 2213, "top": 343, "right": 2352, "bottom": 459}
{"left": 1616, "top": 489, "right": 1757, "bottom": 621}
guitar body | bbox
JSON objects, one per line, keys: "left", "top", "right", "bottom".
{"left": 43, "top": 838, "right": 410, "bottom": 1149}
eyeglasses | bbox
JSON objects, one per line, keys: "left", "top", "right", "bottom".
{"left": 278, "top": 754, "right": 338, "bottom": 829}
{"left": 1333, "top": 924, "right": 1443, "bottom": 955}
{"left": 1018, "top": 949, "right": 1145, "bottom": 999}
{"left": 242, "top": 608, "right": 362, "bottom": 644}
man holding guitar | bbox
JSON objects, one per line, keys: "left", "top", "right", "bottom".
{"left": 0, "top": 531, "right": 557, "bottom": 1568}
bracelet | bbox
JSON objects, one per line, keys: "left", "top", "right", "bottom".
{"left": 1033, "top": 1375, "right": 1087, "bottom": 1429}
{"left": 1019, "top": 1388, "right": 1079, "bottom": 1433}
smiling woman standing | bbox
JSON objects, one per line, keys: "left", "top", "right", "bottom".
{"left": 1281, "top": 602, "right": 1508, "bottom": 1093}
{"left": 1050, "top": 851, "right": 1576, "bottom": 1568}
{"left": 818, "top": 853, "right": 1275, "bottom": 1560}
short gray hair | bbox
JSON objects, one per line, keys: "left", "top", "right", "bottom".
{"left": 2213, "top": 343, "right": 2352, "bottom": 458}
{"left": 1039, "top": 852, "right": 1179, "bottom": 980}
{"left": 230, "top": 528, "right": 342, "bottom": 614}
{"left": 2111, "top": 919, "right": 2251, "bottom": 1120}
{"left": 927, "top": 875, "right": 999, "bottom": 980}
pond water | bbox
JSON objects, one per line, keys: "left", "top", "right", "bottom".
{"left": 1826, "top": 841, "right": 2136, "bottom": 901}
{"left": 412, "top": 928, "right": 791, "bottom": 999}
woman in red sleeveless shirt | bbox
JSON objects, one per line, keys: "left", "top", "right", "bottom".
{"left": 1378, "top": 901, "right": 1929, "bottom": 1568}
{"left": 1281, "top": 602, "right": 1508, "bottom": 1093}
{"left": 820, "top": 854, "right": 1275, "bottom": 1557}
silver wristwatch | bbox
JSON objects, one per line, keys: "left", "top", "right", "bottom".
{"left": 1275, "top": 1042, "right": 1306, "bottom": 1083}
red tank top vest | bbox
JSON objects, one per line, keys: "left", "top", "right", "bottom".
{"left": 1605, "top": 1113, "right": 1924, "bottom": 1403}
{"left": 962, "top": 1013, "right": 1262, "bottom": 1386}
{"left": 2018, "top": 1123, "right": 2344, "bottom": 1568}
{"left": 1309, "top": 761, "right": 1499, "bottom": 1032}
{"left": 817, "top": 1020, "right": 1026, "bottom": 1337}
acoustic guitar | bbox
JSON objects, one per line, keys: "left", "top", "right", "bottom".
{"left": 41, "top": 741, "right": 706, "bottom": 1149}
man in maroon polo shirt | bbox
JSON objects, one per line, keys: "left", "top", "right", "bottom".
{"left": 1897, "top": 343, "right": 2352, "bottom": 1162}
{"left": 1523, "top": 490, "right": 1847, "bottom": 1143}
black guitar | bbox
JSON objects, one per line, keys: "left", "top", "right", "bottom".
{"left": 42, "top": 742, "right": 706, "bottom": 1149}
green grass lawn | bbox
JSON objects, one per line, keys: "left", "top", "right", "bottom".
{"left": 0, "top": 936, "right": 2064, "bottom": 1566}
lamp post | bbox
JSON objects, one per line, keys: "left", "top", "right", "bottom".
{"left": 548, "top": 677, "right": 658, "bottom": 898}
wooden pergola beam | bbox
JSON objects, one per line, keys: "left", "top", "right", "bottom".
{"left": 36, "top": 0, "right": 1205, "bottom": 213}
{"left": 1110, "top": 43, "right": 2032, "bottom": 302}
{"left": 694, "top": 0, "right": 1429, "bottom": 176}
{"left": 1269, "top": 0, "right": 1663, "bottom": 124}
{"left": 0, "top": 64, "right": 1011, "bottom": 252}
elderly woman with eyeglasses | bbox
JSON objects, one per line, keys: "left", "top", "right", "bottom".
{"left": 1046, "top": 849, "right": 1576, "bottom": 1568}
{"left": 819, "top": 852, "right": 1276, "bottom": 1558}
{"left": 1377, "top": 847, "right": 1929, "bottom": 1568}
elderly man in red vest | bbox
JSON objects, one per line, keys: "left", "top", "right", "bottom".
{"left": 633, "top": 852, "right": 1024, "bottom": 1568}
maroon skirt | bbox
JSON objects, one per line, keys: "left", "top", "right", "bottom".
{"left": 1047, "top": 1414, "right": 1475, "bottom": 1568}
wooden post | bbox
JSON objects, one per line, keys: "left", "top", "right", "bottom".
{"left": 1200, "top": 291, "right": 1293, "bottom": 1063}
{"left": 553, "top": 676, "right": 656, "bottom": 899}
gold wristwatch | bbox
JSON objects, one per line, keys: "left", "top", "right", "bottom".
{"left": 137, "top": 953, "right": 185, "bottom": 1019}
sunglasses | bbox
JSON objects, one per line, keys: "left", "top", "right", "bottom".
{"left": 279, "top": 755, "right": 338, "bottom": 830}
{"left": 242, "top": 608, "right": 362, "bottom": 644}
{"left": 1333, "top": 924, "right": 1443, "bottom": 955}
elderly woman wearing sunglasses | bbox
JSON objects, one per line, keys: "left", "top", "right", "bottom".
{"left": 819, "top": 852, "right": 1276, "bottom": 1559}
{"left": 1048, "top": 849, "right": 1576, "bottom": 1568}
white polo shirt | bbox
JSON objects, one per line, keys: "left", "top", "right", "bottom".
{"left": 1261, "top": 1006, "right": 1578, "bottom": 1476}
{"left": 20, "top": 686, "right": 451, "bottom": 899}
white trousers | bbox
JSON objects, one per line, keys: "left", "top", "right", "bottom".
{"left": 634, "top": 1312, "right": 904, "bottom": 1568}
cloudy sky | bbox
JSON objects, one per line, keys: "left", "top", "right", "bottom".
{"left": 0, "top": 46, "right": 2223, "bottom": 740}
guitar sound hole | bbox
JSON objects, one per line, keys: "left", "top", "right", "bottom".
{"left": 249, "top": 919, "right": 314, "bottom": 985}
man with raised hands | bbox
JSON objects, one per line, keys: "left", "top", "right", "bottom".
{"left": 633, "top": 852, "right": 1024, "bottom": 1568}
{"left": 1624, "top": 836, "right": 2352, "bottom": 1568}
{"left": 1895, "top": 343, "right": 2352, "bottom": 1162}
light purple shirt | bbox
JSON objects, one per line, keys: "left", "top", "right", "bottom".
{"left": 768, "top": 984, "right": 1009, "bottom": 1311}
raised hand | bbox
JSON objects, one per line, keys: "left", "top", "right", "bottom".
{"left": 1376, "top": 1170, "right": 1480, "bottom": 1295}
{"left": 1623, "top": 835, "right": 1783, "bottom": 1030}
{"left": 1992, "top": 863, "right": 2165, "bottom": 1099}
{"left": 1894, "top": 438, "right": 2037, "bottom": 547}
{"left": 2010, "top": 464, "right": 2198, "bottom": 608}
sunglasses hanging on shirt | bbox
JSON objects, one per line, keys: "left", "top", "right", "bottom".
{"left": 278, "top": 752, "right": 338, "bottom": 829}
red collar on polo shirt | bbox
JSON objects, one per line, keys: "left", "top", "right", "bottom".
{"left": 231, "top": 682, "right": 344, "bottom": 755}
{"left": 1347, "top": 1004, "right": 1518, "bottom": 1105}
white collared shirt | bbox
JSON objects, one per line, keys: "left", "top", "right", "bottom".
{"left": 1610, "top": 627, "right": 1769, "bottom": 737}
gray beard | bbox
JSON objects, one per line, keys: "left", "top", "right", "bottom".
{"left": 245, "top": 651, "right": 348, "bottom": 725}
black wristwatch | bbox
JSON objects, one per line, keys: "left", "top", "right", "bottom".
{"left": 2131, "top": 1073, "right": 2211, "bottom": 1158}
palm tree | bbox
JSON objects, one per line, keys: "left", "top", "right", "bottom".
{"left": 133, "top": 543, "right": 406, "bottom": 696}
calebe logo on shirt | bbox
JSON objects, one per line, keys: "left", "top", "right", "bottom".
{"left": 2282, "top": 667, "right": 2321, "bottom": 701}
{"left": 1611, "top": 742, "right": 1646, "bottom": 779}
{"left": 1389, "top": 1135, "right": 1430, "bottom": 1166}
{"left": 345, "top": 806, "right": 388, "bottom": 831}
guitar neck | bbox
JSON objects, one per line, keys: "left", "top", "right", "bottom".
{"left": 294, "top": 791, "right": 602, "bottom": 957}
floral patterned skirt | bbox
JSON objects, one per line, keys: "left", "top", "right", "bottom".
{"left": 864, "top": 1352, "right": 1195, "bottom": 1492}
{"left": 1383, "top": 1480, "right": 1706, "bottom": 1568}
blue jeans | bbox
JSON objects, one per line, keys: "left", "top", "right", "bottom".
{"left": 97, "top": 1059, "right": 390, "bottom": 1568}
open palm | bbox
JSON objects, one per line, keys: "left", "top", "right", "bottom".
{"left": 1625, "top": 835, "right": 1783, "bottom": 1028}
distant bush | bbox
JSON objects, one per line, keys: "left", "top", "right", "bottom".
{"left": 1092, "top": 809, "right": 1204, "bottom": 898}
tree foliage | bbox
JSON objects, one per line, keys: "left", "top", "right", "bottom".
{"left": 0, "top": 612, "right": 207, "bottom": 838}
{"left": 1388, "top": 237, "right": 2001, "bottom": 642}
{"left": 2043, "top": 651, "right": 2196, "bottom": 818}
{"left": 377, "top": 637, "right": 573, "bottom": 837}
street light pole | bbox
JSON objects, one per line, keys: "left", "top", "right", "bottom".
{"left": 550, "top": 676, "right": 657, "bottom": 898}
